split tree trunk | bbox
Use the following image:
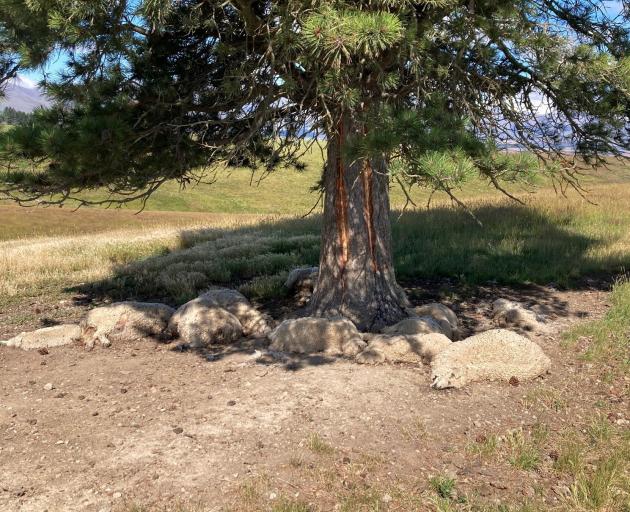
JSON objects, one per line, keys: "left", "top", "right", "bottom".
{"left": 309, "top": 118, "right": 409, "bottom": 332}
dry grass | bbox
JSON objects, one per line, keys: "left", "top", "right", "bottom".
{"left": 0, "top": 215, "right": 276, "bottom": 308}
{"left": 307, "top": 433, "right": 336, "bottom": 456}
{"left": 1, "top": 181, "right": 629, "bottom": 317}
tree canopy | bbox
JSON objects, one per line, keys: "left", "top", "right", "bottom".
{"left": 0, "top": 107, "right": 33, "bottom": 125}
{"left": 0, "top": 0, "right": 628, "bottom": 206}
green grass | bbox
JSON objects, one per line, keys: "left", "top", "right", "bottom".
{"left": 569, "top": 449, "right": 629, "bottom": 511}
{"left": 3, "top": 149, "right": 629, "bottom": 216}
{"left": 466, "top": 434, "right": 499, "bottom": 458}
{"left": 506, "top": 430, "right": 541, "bottom": 471}
{"left": 429, "top": 474, "right": 457, "bottom": 499}
{"left": 307, "top": 433, "right": 335, "bottom": 456}
{"left": 564, "top": 277, "right": 630, "bottom": 376}
{"left": 554, "top": 436, "right": 585, "bottom": 475}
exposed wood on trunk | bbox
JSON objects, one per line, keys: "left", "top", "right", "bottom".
{"left": 309, "top": 117, "right": 409, "bottom": 331}
{"left": 334, "top": 120, "right": 350, "bottom": 272}
{"left": 361, "top": 158, "right": 378, "bottom": 273}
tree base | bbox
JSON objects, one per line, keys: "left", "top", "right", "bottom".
{"left": 310, "top": 118, "right": 409, "bottom": 332}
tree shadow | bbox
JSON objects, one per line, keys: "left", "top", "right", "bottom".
{"left": 69, "top": 201, "right": 627, "bottom": 367}
{"left": 166, "top": 336, "right": 340, "bottom": 372}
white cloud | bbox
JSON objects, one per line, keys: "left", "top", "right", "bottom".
{"left": 6, "top": 74, "right": 39, "bottom": 89}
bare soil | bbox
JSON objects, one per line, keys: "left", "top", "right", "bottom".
{"left": 1, "top": 282, "right": 627, "bottom": 511}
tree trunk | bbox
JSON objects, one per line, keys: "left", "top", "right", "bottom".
{"left": 309, "top": 118, "right": 409, "bottom": 332}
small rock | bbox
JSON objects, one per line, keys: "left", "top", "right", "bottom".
{"left": 26, "top": 419, "right": 37, "bottom": 425}
{"left": 43, "top": 383, "right": 54, "bottom": 391}
{"left": 112, "top": 492, "right": 122, "bottom": 499}
{"left": 38, "top": 347, "right": 49, "bottom": 355}
{"left": 55, "top": 392, "right": 66, "bottom": 399}
{"left": 120, "top": 388, "right": 128, "bottom": 394}
{"left": 173, "top": 427, "right": 184, "bottom": 434}
{"left": 91, "top": 411, "right": 99, "bottom": 416}
{"left": 227, "top": 400, "right": 237, "bottom": 406}
{"left": 552, "top": 485, "right": 570, "bottom": 497}
{"left": 509, "top": 376, "right": 520, "bottom": 386}
{"left": 78, "top": 395, "right": 86, "bottom": 400}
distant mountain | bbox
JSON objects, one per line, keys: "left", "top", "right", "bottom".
{"left": 0, "top": 75, "right": 50, "bottom": 112}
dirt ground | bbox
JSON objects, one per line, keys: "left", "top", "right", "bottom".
{"left": 1, "top": 282, "right": 627, "bottom": 511}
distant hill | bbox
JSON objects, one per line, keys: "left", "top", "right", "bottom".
{"left": 0, "top": 75, "right": 49, "bottom": 112}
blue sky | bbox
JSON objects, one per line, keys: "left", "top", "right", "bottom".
{"left": 23, "top": 51, "right": 69, "bottom": 84}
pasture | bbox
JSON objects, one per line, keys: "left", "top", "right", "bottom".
{"left": 0, "top": 161, "right": 629, "bottom": 512}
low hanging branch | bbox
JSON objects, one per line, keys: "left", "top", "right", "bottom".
{"left": 0, "top": 1, "right": 627, "bottom": 211}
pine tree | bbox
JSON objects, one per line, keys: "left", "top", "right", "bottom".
{"left": 0, "top": 0, "right": 628, "bottom": 329}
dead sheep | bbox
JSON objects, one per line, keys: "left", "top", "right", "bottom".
{"left": 430, "top": 329, "right": 551, "bottom": 389}
{"left": 82, "top": 302, "right": 175, "bottom": 349}
{"left": 199, "top": 288, "right": 271, "bottom": 336}
{"left": 381, "top": 316, "right": 444, "bottom": 337}
{"left": 268, "top": 316, "right": 366, "bottom": 356}
{"left": 1, "top": 324, "right": 81, "bottom": 351}
{"left": 356, "top": 333, "right": 453, "bottom": 364}
{"left": 169, "top": 297, "right": 243, "bottom": 348}
{"left": 410, "top": 303, "right": 460, "bottom": 340}
{"left": 492, "top": 299, "right": 542, "bottom": 332}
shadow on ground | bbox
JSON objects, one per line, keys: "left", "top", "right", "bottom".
{"left": 171, "top": 338, "right": 342, "bottom": 372}
{"left": 66, "top": 201, "right": 626, "bottom": 366}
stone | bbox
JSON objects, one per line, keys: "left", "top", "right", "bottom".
{"left": 492, "top": 299, "right": 542, "bottom": 332}
{"left": 411, "top": 303, "right": 460, "bottom": 340}
{"left": 284, "top": 266, "right": 319, "bottom": 305}
{"left": 284, "top": 267, "right": 318, "bottom": 292}
{"left": 43, "top": 383, "right": 54, "bottom": 391}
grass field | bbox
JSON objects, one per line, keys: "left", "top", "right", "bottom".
{"left": 4, "top": 145, "right": 630, "bottom": 216}
{"left": 1, "top": 157, "right": 629, "bottom": 511}
{"left": 1, "top": 167, "right": 630, "bottom": 310}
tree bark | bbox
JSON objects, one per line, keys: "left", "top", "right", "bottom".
{"left": 309, "top": 117, "right": 409, "bottom": 331}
